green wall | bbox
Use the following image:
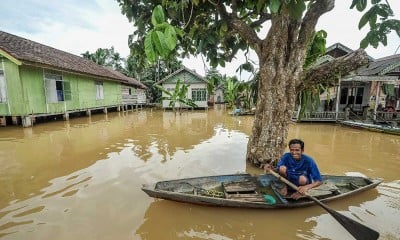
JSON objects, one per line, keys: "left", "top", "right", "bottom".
{"left": 0, "top": 58, "right": 25, "bottom": 115}
{"left": 0, "top": 59, "right": 122, "bottom": 116}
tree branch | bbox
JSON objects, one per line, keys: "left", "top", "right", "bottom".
{"left": 216, "top": 2, "right": 262, "bottom": 53}
{"left": 300, "top": 49, "right": 369, "bottom": 90}
{"left": 249, "top": 12, "right": 272, "bottom": 28}
{"left": 297, "top": 1, "right": 334, "bottom": 50}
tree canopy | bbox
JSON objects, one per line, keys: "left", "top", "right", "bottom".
{"left": 118, "top": 0, "right": 399, "bottom": 68}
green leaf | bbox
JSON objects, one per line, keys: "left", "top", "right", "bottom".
{"left": 164, "top": 25, "right": 177, "bottom": 51}
{"left": 356, "top": 0, "right": 367, "bottom": 11}
{"left": 144, "top": 32, "right": 156, "bottom": 63}
{"left": 358, "top": 12, "right": 370, "bottom": 29}
{"left": 256, "top": 0, "right": 266, "bottom": 13}
{"left": 359, "top": 37, "right": 369, "bottom": 49}
{"left": 240, "top": 62, "right": 254, "bottom": 72}
{"left": 269, "top": 0, "right": 281, "bottom": 14}
{"left": 288, "top": 0, "right": 306, "bottom": 20}
{"left": 369, "top": 13, "right": 377, "bottom": 28}
{"left": 350, "top": 0, "right": 358, "bottom": 9}
{"left": 220, "top": 23, "right": 228, "bottom": 34}
{"left": 375, "top": 5, "right": 389, "bottom": 18}
{"left": 219, "top": 59, "right": 225, "bottom": 67}
{"left": 152, "top": 30, "right": 169, "bottom": 59}
{"left": 151, "top": 5, "right": 165, "bottom": 26}
{"left": 381, "top": 34, "right": 387, "bottom": 46}
{"left": 174, "top": 28, "right": 185, "bottom": 38}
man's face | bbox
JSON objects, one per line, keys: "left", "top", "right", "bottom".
{"left": 289, "top": 143, "right": 303, "bottom": 160}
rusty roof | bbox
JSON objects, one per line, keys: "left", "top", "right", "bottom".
{"left": 0, "top": 30, "right": 146, "bottom": 89}
{"left": 354, "top": 54, "right": 400, "bottom": 76}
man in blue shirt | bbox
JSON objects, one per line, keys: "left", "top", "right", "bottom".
{"left": 264, "top": 139, "right": 322, "bottom": 199}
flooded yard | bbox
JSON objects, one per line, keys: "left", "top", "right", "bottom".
{"left": 0, "top": 107, "right": 399, "bottom": 240}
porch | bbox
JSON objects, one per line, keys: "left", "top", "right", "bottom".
{"left": 292, "top": 111, "right": 345, "bottom": 122}
{"left": 293, "top": 109, "right": 400, "bottom": 126}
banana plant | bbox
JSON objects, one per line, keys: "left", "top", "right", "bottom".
{"left": 224, "top": 77, "right": 242, "bottom": 109}
{"left": 155, "top": 79, "right": 197, "bottom": 114}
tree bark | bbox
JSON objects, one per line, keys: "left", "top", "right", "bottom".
{"left": 301, "top": 49, "right": 369, "bottom": 90}
{"left": 246, "top": 13, "right": 302, "bottom": 166}
{"left": 245, "top": 1, "right": 336, "bottom": 166}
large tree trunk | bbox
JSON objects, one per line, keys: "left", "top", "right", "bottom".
{"left": 246, "top": 61, "right": 298, "bottom": 166}
{"left": 246, "top": 17, "right": 305, "bottom": 166}
{"left": 245, "top": 2, "right": 335, "bottom": 166}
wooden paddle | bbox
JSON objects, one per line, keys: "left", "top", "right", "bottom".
{"left": 268, "top": 170, "right": 379, "bottom": 240}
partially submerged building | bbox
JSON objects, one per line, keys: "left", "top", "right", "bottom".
{"left": 158, "top": 66, "right": 209, "bottom": 109}
{"left": 0, "top": 31, "right": 147, "bottom": 127}
{"left": 294, "top": 43, "right": 400, "bottom": 125}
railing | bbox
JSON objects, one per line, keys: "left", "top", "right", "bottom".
{"left": 293, "top": 111, "right": 345, "bottom": 122}
{"left": 375, "top": 111, "right": 399, "bottom": 121}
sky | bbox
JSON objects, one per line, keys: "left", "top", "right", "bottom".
{"left": 1, "top": 0, "right": 399, "bottom": 79}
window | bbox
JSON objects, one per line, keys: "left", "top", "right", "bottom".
{"left": 129, "top": 87, "right": 136, "bottom": 95}
{"left": 339, "top": 87, "right": 364, "bottom": 105}
{"left": 192, "top": 88, "right": 206, "bottom": 101}
{"left": 95, "top": 81, "right": 104, "bottom": 100}
{"left": 355, "top": 87, "right": 363, "bottom": 104}
{"left": 44, "top": 72, "right": 71, "bottom": 103}
{"left": 340, "top": 88, "right": 348, "bottom": 104}
{"left": 0, "top": 70, "right": 7, "bottom": 103}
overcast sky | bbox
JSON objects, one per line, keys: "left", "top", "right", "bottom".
{"left": 1, "top": 0, "right": 399, "bottom": 78}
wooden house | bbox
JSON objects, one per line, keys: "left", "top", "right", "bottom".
{"left": 0, "top": 31, "right": 146, "bottom": 127}
{"left": 342, "top": 54, "right": 400, "bottom": 123}
{"left": 158, "top": 66, "right": 209, "bottom": 109}
{"left": 293, "top": 43, "right": 400, "bottom": 124}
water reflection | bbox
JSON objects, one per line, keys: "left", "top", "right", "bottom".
{"left": 0, "top": 108, "right": 399, "bottom": 239}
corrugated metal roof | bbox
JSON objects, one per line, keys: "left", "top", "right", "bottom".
{"left": 352, "top": 54, "right": 400, "bottom": 76}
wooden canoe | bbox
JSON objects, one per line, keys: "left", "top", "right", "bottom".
{"left": 142, "top": 173, "right": 382, "bottom": 209}
{"left": 341, "top": 120, "right": 400, "bottom": 135}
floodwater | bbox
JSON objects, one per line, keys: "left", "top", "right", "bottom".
{"left": 0, "top": 106, "right": 399, "bottom": 240}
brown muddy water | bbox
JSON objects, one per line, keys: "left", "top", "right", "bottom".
{"left": 0, "top": 106, "right": 399, "bottom": 240}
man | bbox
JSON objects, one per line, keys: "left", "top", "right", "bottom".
{"left": 264, "top": 139, "right": 322, "bottom": 199}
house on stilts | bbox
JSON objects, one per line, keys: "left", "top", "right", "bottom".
{"left": 293, "top": 43, "right": 400, "bottom": 126}
{"left": 0, "top": 31, "right": 147, "bottom": 127}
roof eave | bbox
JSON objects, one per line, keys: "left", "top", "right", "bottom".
{"left": 21, "top": 60, "right": 128, "bottom": 83}
{"left": 0, "top": 49, "right": 22, "bottom": 65}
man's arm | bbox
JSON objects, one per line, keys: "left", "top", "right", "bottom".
{"left": 297, "top": 180, "right": 322, "bottom": 195}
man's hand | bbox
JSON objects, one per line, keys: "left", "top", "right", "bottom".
{"left": 297, "top": 185, "right": 310, "bottom": 195}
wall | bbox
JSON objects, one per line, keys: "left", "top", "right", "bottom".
{"left": 0, "top": 61, "right": 123, "bottom": 116}
{"left": 161, "top": 70, "right": 208, "bottom": 108}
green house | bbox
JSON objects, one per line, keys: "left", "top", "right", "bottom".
{"left": 158, "top": 66, "right": 209, "bottom": 109}
{"left": 0, "top": 31, "right": 146, "bottom": 127}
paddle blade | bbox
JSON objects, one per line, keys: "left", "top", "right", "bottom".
{"left": 324, "top": 206, "right": 379, "bottom": 240}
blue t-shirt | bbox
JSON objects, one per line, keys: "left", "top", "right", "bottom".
{"left": 277, "top": 152, "right": 322, "bottom": 185}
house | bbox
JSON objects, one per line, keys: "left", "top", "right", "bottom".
{"left": 294, "top": 43, "right": 400, "bottom": 124}
{"left": 0, "top": 31, "right": 147, "bottom": 127}
{"left": 313, "top": 43, "right": 374, "bottom": 113}
{"left": 342, "top": 54, "right": 400, "bottom": 122}
{"left": 158, "top": 66, "right": 209, "bottom": 109}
